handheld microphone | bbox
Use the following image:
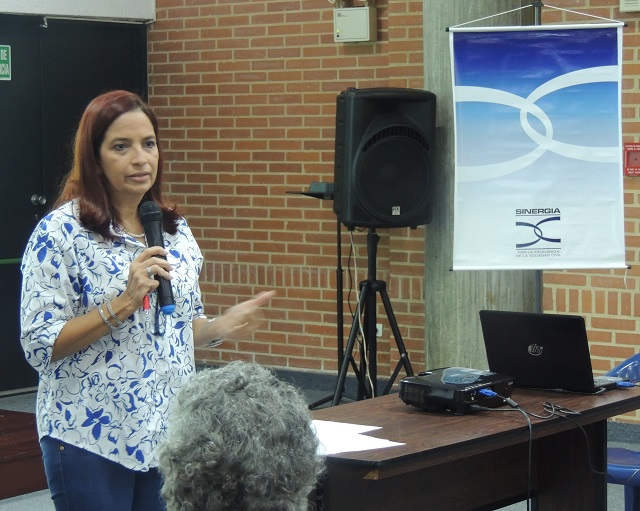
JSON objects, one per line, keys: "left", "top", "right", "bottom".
{"left": 138, "top": 201, "right": 176, "bottom": 315}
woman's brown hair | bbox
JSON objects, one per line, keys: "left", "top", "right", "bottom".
{"left": 55, "top": 90, "right": 179, "bottom": 238}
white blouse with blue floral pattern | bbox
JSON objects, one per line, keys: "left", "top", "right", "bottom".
{"left": 20, "top": 200, "right": 204, "bottom": 471}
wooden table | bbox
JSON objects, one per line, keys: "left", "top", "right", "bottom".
{"left": 311, "top": 387, "right": 640, "bottom": 511}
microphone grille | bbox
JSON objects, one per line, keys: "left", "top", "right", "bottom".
{"left": 138, "top": 200, "right": 163, "bottom": 225}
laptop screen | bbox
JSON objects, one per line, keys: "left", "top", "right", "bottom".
{"left": 479, "top": 310, "right": 599, "bottom": 394}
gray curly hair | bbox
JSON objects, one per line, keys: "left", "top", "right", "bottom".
{"left": 157, "top": 361, "right": 324, "bottom": 511}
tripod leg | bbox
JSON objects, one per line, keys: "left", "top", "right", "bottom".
{"left": 363, "top": 281, "right": 377, "bottom": 398}
{"left": 331, "top": 282, "right": 370, "bottom": 406}
{"left": 308, "top": 219, "right": 347, "bottom": 411}
{"left": 378, "top": 287, "right": 414, "bottom": 395}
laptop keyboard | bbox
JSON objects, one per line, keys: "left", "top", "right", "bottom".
{"left": 594, "top": 376, "right": 625, "bottom": 387}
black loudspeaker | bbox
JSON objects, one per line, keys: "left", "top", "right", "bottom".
{"left": 333, "top": 87, "right": 436, "bottom": 230}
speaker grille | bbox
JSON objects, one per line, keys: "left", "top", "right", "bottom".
{"left": 362, "top": 125, "right": 429, "bottom": 153}
{"left": 356, "top": 126, "right": 431, "bottom": 226}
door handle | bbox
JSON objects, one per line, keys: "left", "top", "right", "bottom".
{"left": 31, "top": 194, "right": 47, "bottom": 206}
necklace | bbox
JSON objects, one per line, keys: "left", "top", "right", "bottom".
{"left": 118, "top": 226, "right": 145, "bottom": 239}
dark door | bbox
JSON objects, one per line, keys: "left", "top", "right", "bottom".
{"left": 0, "top": 15, "right": 147, "bottom": 393}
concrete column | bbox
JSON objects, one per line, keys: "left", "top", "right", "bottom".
{"left": 422, "top": 1, "right": 540, "bottom": 370}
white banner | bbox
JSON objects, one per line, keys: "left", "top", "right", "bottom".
{"left": 450, "top": 25, "right": 626, "bottom": 270}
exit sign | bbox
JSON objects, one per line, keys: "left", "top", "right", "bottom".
{"left": 0, "top": 45, "right": 10, "bottom": 80}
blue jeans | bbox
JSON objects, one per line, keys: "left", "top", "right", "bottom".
{"left": 40, "top": 436, "right": 166, "bottom": 511}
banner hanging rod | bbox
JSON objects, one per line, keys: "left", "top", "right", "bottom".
{"left": 446, "top": 2, "right": 624, "bottom": 32}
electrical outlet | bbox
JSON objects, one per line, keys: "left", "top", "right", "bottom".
{"left": 376, "top": 323, "right": 383, "bottom": 337}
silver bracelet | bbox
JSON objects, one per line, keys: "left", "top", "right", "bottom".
{"left": 207, "top": 317, "right": 223, "bottom": 347}
{"left": 98, "top": 304, "right": 116, "bottom": 330}
{"left": 105, "top": 298, "right": 123, "bottom": 327}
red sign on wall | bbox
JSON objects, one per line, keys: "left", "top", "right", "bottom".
{"left": 624, "top": 143, "right": 640, "bottom": 177}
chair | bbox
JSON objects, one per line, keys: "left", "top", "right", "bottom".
{"left": 606, "top": 353, "right": 640, "bottom": 384}
{"left": 608, "top": 448, "right": 640, "bottom": 511}
{"left": 605, "top": 353, "right": 640, "bottom": 511}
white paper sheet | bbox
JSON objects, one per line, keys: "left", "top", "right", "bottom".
{"left": 312, "top": 419, "right": 405, "bottom": 455}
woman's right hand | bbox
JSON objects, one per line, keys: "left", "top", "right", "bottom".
{"left": 122, "top": 246, "right": 174, "bottom": 313}
{"left": 51, "top": 246, "right": 173, "bottom": 362}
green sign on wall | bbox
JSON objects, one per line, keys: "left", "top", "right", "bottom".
{"left": 0, "top": 45, "right": 11, "bottom": 80}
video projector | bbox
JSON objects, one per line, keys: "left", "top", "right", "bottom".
{"left": 398, "top": 367, "right": 514, "bottom": 415}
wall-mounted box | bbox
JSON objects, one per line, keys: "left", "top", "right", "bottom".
{"left": 620, "top": 0, "right": 640, "bottom": 12}
{"left": 334, "top": 7, "right": 377, "bottom": 43}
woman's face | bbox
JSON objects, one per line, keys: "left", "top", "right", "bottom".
{"left": 99, "top": 109, "right": 159, "bottom": 205}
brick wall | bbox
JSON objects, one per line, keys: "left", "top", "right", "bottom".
{"left": 148, "top": 0, "right": 427, "bottom": 381}
{"left": 541, "top": 2, "right": 640, "bottom": 423}
{"left": 148, "top": 0, "right": 640, "bottom": 422}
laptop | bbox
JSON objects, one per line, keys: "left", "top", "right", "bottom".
{"left": 479, "top": 310, "right": 625, "bottom": 394}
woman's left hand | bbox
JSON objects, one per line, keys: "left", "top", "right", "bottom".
{"left": 218, "top": 290, "right": 276, "bottom": 340}
{"left": 193, "top": 290, "right": 276, "bottom": 346}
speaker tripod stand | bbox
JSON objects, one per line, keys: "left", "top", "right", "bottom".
{"left": 331, "top": 228, "right": 414, "bottom": 406}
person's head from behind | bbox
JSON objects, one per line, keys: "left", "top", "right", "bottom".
{"left": 57, "top": 90, "right": 172, "bottom": 237}
{"left": 158, "top": 361, "right": 324, "bottom": 511}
